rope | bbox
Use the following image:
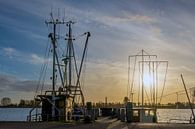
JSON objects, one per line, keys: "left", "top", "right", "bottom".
{"left": 55, "top": 44, "right": 65, "bottom": 89}
{"left": 71, "top": 41, "right": 82, "bottom": 104}
{"left": 159, "top": 62, "right": 168, "bottom": 104}
{"left": 130, "top": 56, "right": 137, "bottom": 100}
{"left": 144, "top": 88, "right": 151, "bottom": 104}
{"left": 72, "top": 42, "right": 79, "bottom": 84}
{"left": 34, "top": 39, "right": 50, "bottom": 97}
{"left": 40, "top": 44, "right": 51, "bottom": 95}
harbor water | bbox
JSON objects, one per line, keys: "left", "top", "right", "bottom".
{"left": 0, "top": 108, "right": 41, "bottom": 121}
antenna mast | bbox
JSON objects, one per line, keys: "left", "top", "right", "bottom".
{"left": 46, "top": 12, "right": 66, "bottom": 118}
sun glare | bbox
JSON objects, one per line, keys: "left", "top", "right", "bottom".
{"left": 143, "top": 73, "right": 152, "bottom": 87}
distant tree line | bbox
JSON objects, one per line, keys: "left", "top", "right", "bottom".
{"left": 0, "top": 97, "right": 39, "bottom": 108}
{"left": 93, "top": 101, "right": 195, "bottom": 109}
{"left": 1, "top": 97, "right": 195, "bottom": 109}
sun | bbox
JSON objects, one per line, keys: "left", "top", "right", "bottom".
{"left": 143, "top": 73, "right": 152, "bottom": 87}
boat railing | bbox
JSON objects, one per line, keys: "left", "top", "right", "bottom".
{"left": 27, "top": 100, "right": 41, "bottom": 122}
{"left": 44, "top": 88, "right": 79, "bottom": 96}
{"left": 27, "top": 113, "right": 42, "bottom": 122}
{"left": 45, "top": 90, "right": 67, "bottom": 95}
{"left": 27, "top": 113, "right": 84, "bottom": 122}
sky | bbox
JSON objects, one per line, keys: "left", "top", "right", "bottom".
{"left": 1, "top": 0, "right": 195, "bottom": 104}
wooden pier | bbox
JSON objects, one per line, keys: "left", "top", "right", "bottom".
{"left": 0, "top": 118, "right": 195, "bottom": 129}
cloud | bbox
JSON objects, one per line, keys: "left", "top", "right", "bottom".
{"left": 98, "top": 14, "right": 154, "bottom": 26}
{"left": 2, "top": 47, "right": 17, "bottom": 59}
{"left": 0, "top": 47, "right": 48, "bottom": 65}
{"left": 151, "top": 27, "right": 162, "bottom": 34}
{"left": 127, "top": 15, "right": 154, "bottom": 23}
{"left": 122, "top": 10, "right": 154, "bottom": 24}
{"left": 3, "top": 47, "right": 15, "bottom": 55}
{"left": 0, "top": 74, "right": 38, "bottom": 92}
{"left": 29, "top": 54, "right": 45, "bottom": 65}
{"left": 0, "top": 47, "right": 20, "bottom": 59}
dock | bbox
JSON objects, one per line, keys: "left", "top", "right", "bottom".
{"left": 0, "top": 118, "right": 195, "bottom": 129}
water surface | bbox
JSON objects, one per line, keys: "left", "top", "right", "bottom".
{"left": 0, "top": 108, "right": 41, "bottom": 121}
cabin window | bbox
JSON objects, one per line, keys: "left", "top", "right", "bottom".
{"left": 145, "top": 110, "right": 149, "bottom": 116}
{"left": 149, "top": 110, "right": 154, "bottom": 116}
{"left": 133, "top": 110, "right": 139, "bottom": 116}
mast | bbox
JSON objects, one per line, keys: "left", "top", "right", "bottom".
{"left": 46, "top": 13, "right": 66, "bottom": 118}
{"left": 46, "top": 15, "right": 66, "bottom": 94}
{"left": 128, "top": 50, "right": 168, "bottom": 123}
{"left": 53, "top": 24, "right": 56, "bottom": 94}
{"left": 67, "top": 21, "right": 73, "bottom": 87}
{"left": 47, "top": 23, "right": 57, "bottom": 95}
{"left": 128, "top": 51, "right": 157, "bottom": 107}
{"left": 64, "top": 21, "right": 90, "bottom": 107}
{"left": 141, "top": 49, "right": 144, "bottom": 109}
{"left": 181, "top": 74, "right": 195, "bottom": 124}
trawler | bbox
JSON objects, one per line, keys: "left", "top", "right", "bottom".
{"left": 27, "top": 13, "right": 91, "bottom": 122}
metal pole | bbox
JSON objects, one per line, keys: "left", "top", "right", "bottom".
{"left": 53, "top": 24, "right": 56, "bottom": 95}
{"left": 68, "top": 22, "right": 72, "bottom": 87}
{"left": 141, "top": 50, "right": 144, "bottom": 108}
{"left": 138, "top": 62, "right": 140, "bottom": 107}
{"left": 74, "top": 32, "right": 90, "bottom": 106}
{"left": 46, "top": 15, "right": 67, "bottom": 121}
{"left": 48, "top": 23, "right": 57, "bottom": 119}
{"left": 127, "top": 56, "right": 130, "bottom": 99}
{"left": 130, "top": 56, "right": 137, "bottom": 102}
{"left": 176, "top": 92, "right": 178, "bottom": 109}
{"left": 181, "top": 74, "right": 195, "bottom": 124}
{"left": 153, "top": 62, "right": 155, "bottom": 107}
{"left": 155, "top": 63, "right": 158, "bottom": 108}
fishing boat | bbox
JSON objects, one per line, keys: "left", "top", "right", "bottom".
{"left": 27, "top": 13, "right": 91, "bottom": 122}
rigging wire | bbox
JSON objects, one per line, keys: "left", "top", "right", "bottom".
{"left": 55, "top": 41, "right": 65, "bottom": 89}
{"left": 127, "top": 57, "right": 130, "bottom": 98}
{"left": 34, "top": 38, "right": 50, "bottom": 97}
{"left": 138, "top": 62, "right": 152, "bottom": 105}
{"left": 71, "top": 39, "right": 81, "bottom": 104}
{"left": 144, "top": 88, "right": 151, "bottom": 104}
{"left": 159, "top": 62, "right": 168, "bottom": 104}
{"left": 130, "top": 56, "right": 137, "bottom": 101}
{"left": 144, "top": 86, "right": 194, "bottom": 102}
{"left": 71, "top": 34, "right": 88, "bottom": 105}
{"left": 155, "top": 63, "right": 158, "bottom": 106}
{"left": 149, "top": 59, "right": 153, "bottom": 104}
{"left": 40, "top": 44, "right": 51, "bottom": 95}
{"left": 138, "top": 62, "right": 141, "bottom": 107}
